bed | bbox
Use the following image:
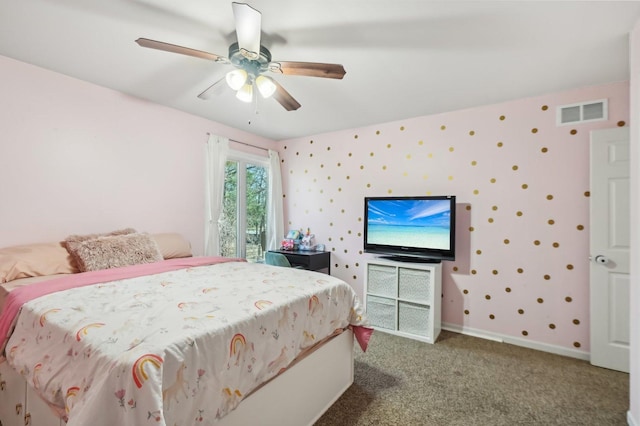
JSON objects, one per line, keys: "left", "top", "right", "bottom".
{"left": 0, "top": 231, "right": 371, "bottom": 426}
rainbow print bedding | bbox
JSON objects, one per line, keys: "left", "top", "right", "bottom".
{"left": 0, "top": 257, "right": 369, "bottom": 426}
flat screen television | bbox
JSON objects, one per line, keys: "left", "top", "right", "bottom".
{"left": 363, "top": 195, "right": 456, "bottom": 263}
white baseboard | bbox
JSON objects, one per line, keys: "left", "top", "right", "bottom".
{"left": 629, "top": 410, "right": 638, "bottom": 426}
{"left": 442, "top": 322, "right": 590, "bottom": 361}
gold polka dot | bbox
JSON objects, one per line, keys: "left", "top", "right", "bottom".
{"left": 309, "top": 153, "right": 313, "bottom": 157}
{"left": 488, "top": 218, "right": 494, "bottom": 223}
{"left": 517, "top": 268, "right": 524, "bottom": 274}
{"left": 360, "top": 165, "right": 364, "bottom": 170}
{"left": 541, "top": 147, "right": 548, "bottom": 153}
{"left": 504, "top": 239, "right": 510, "bottom": 244}
{"left": 531, "top": 128, "right": 538, "bottom": 134}
{"left": 469, "top": 226, "right": 475, "bottom": 232}
{"left": 469, "top": 130, "right": 475, "bottom": 136}
{"left": 497, "top": 141, "right": 503, "bottom": 147}
{"left": 490, "top": 178, "right": 496, "bottom": 183}
{"left": 337, "top": 162, "right": 341, "bottom": 167}
{"left": 370, "top": 152, "right": 374, "bottom": 157}
{"left": 548, "top": 219, "right": 555, "bottom": 225}
{"left": 534, "top": 240, "right": 540, "bottom": 246}
{"left": 549, "top": 324, "right": 556, "bottom": 330}
{"left": 544, "top": 275, "right": 551, "bottom": 280}
{"left": 485, "top": 295, "right": 491, "bottom": 300}
{"left": 354, "top": 135, "right": 358, "bottom": 139}
{"left": 471, "top": 160, "right": 477, "bottom": 166}
{"left": 471, "top": 269, "right": 477, "bottom": 275}
{"left": 565, "top": 296, "right": 572, "bottom": 303}
{"left": 453, "top": 266, "right": 459, "bottom": 272}
{"left": 441, "top": 125, "right": 446, "bottom": 130}
{"left": 376, "top": 130, "right": 381, "bottom": 135}
{"left": 366, "top": 183, "right": 371, "bottom": 188}
{"left": 505, "top": 287, "right": 511, "bottom": 293}
{"left": 584, "top": 191, "right": 590, "bottom": 197}
{"left": 512, "top": 165, "right": 519, "bottom": 171}
{"left": 537, "top": 298, "right": 544, "bottom": 303}
{"left": 546, "top": 194, "right": 553, "bottom": 200}
{"left": 466, "top": 205, "right": 472, "bottom": 211}
{"left": 566, "top": 264, "right": 574, "bottom": 270}
{"left": 449, "top": 147, "right": 454, "bottom": 152}
{"left": 400, "top": 126, "right": 405, "bottom": 131}
{"left": 492, "top": 270, "right": 498, "bottom": 275}
{"left": 492, "top": 206, "right": 498, "bottom": 211}
{"left": 463, "top": 289, "right": 469, "bottom": 294}
{"left": 522, "top": 184, "right": 528, "bottom": 189}
{"left": 382, "top": 165, "right": 387, "bottom": 170}
{"left": 518, "top": 309, "right": 525, "bottom": 314}
{"left": 541, "top": 105, "right": 548, "bottom": 111}
{"left": 552, "top": 242, "right": 559, "bottom": 248}
{"left": 464, "top": 309, "right": 470, "bottom": 315}
{"left": 570, "top": 129, "right": 577, "bottom": 135}
{"left": 522, "top": 330, "right": 529, "bottom": 336}
{"left": 406, "top": 154, "right": 411, "bottom": 160}
{"left": 499, "top": 115, "right": 506, "bottom": 121}
{"left": 473, "top": 189, "right": 479, "bottom": 195}
{"left": 516, "top": 211, "right": 523, "bottom": 217}
{"left": 387, "top": 144, "right": 392, "bottom": 148}
{"left": 573, "top": 319, "right": 580, "bottom": 325}
{"left": 387, "top": 189, "right": 393, "bottom": 194}
{"left": 448, "top": 176, "right": 454, "bottom": 180}
{"left": 489, "top": 314, "right": 495, "bottom": 319}
{"left": 327, "top": 147, "right": 331, "bottom": 151}
{"left": 617, "top": 121, "right": 626, "bottom": 127}
{"left": 476, "top": 249, "right": 482, "bottom": 255}
{"left": 577, "top": 224, "right": 584, "bottom": 231}
{"left": 573, "top": 342, "right": 581, "bottom": 348}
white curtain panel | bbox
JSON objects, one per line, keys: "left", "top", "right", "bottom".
{"left": 267, "top": 149, "right": 284, "bottom": 251}
{"left": 204, "top": 134, "right": 229, "bottom": 256}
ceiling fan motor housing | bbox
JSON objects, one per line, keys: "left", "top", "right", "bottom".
{"left": 228, "top": 42, "right": 271, "bottom": 77}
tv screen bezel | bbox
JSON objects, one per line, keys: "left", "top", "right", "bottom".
{"left": 363, "top": 195, "right": 456, "bottom": 262}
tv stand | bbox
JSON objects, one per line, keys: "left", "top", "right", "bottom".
{"left": 378, "top": 255, "right": 441, "bottom": 264}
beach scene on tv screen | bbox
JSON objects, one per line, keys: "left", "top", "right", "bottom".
{"left": 367, "top": 199, "right": 451, "bottom": 249}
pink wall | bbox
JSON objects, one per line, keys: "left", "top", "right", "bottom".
{"left": 280, "top": 81, "right": 629, "bottom": 357}
{"left": 0, "top": 55, "right": 275, "bottom": 253}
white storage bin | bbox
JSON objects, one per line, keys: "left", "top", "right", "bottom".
{"left": 366, "top": 264, "right": 396, "bottom": 298}
{"left": 398, "top": 301, "right": 431, "bottom": 338}
{"left": 366, "top": 295, "right": 396, "bottom": 330}
{"left": 398, "top": 267, "right": 431, "bottom": 302}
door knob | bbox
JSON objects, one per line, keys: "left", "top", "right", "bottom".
{"left": 594, "top": 255, "right": 608, "bottom": 264}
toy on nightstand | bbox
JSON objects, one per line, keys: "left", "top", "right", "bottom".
{"left": 300, "top": 228, "right": 316, "bottom": 251}
{"left": 281, "top": 229, "right": 302, "bottom": 250}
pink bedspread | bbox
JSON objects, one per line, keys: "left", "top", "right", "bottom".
{"left": 0, "top": 257, "right": 241, "bottom": 355}
{"left": 2, "top": 258, "right": 371, "bottom": 425}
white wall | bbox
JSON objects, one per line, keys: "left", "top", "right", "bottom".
{"left": 628, "top": 19, "right": 640, "bottom": 426}
{"left": 0, "top": 55, "right": 275, "bottom": 253}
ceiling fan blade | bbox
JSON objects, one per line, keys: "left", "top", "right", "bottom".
{"left": 135, "top": 38, "right": 229, "bottom": 63}
{"left": 197, "top": 77, "right": 227, "bottom": 100}
{"left": 271, "top": 80, "right": 301, "bottom": 111}
{"left": 232, "top": 2, "right": 261, "bottom": 59}
{"left": 270, "top": 61, "right": 346, "bottom": 79}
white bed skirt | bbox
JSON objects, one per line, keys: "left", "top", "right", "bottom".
{"left": 0, "top": 329, "right": 355, "bottom": 426}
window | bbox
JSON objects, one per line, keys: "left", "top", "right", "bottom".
{"left": 220, "top": 152, "right": 269, "bottom": 262}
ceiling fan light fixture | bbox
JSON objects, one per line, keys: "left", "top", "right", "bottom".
{"left": 236, "top": 82, "right": 253, "bottom": 103}
{"left": 256, "top": 75, "right": 276, "bottom": 98}
{"left": 226, "top": 69, "right": 248, "bottom": 91}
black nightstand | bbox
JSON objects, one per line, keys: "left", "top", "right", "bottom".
{"left": 268, "top": 250, "right": 331, "bottom": 274}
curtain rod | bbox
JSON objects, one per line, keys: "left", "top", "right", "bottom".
{"left": 206, "top": 133, "right": 269, "bottom": 152}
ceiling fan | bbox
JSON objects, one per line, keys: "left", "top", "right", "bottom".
{"left": 135, "top": 2, "right": 346, "bottom": 111}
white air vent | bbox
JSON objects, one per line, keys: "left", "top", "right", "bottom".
{"left": 557, "top": 99, "right": 607, "bottom": 126}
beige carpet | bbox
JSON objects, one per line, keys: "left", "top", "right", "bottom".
{"left": 315, "top": 330, "right": 629, "bottom": 426}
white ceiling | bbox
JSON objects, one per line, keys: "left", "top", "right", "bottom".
{"left": 1, "top": 1, "right": 639, "bottom": 141}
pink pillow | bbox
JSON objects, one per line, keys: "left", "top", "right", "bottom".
{"left": 66, "top": 233, "right": 163, "bottom": 272}
{"left": 0, "top": 242, "right": 78, "bottom": 283}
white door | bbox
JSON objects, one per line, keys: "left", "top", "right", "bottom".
{"left": 589, "top": 127, "right": 630, "bottom": 372}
